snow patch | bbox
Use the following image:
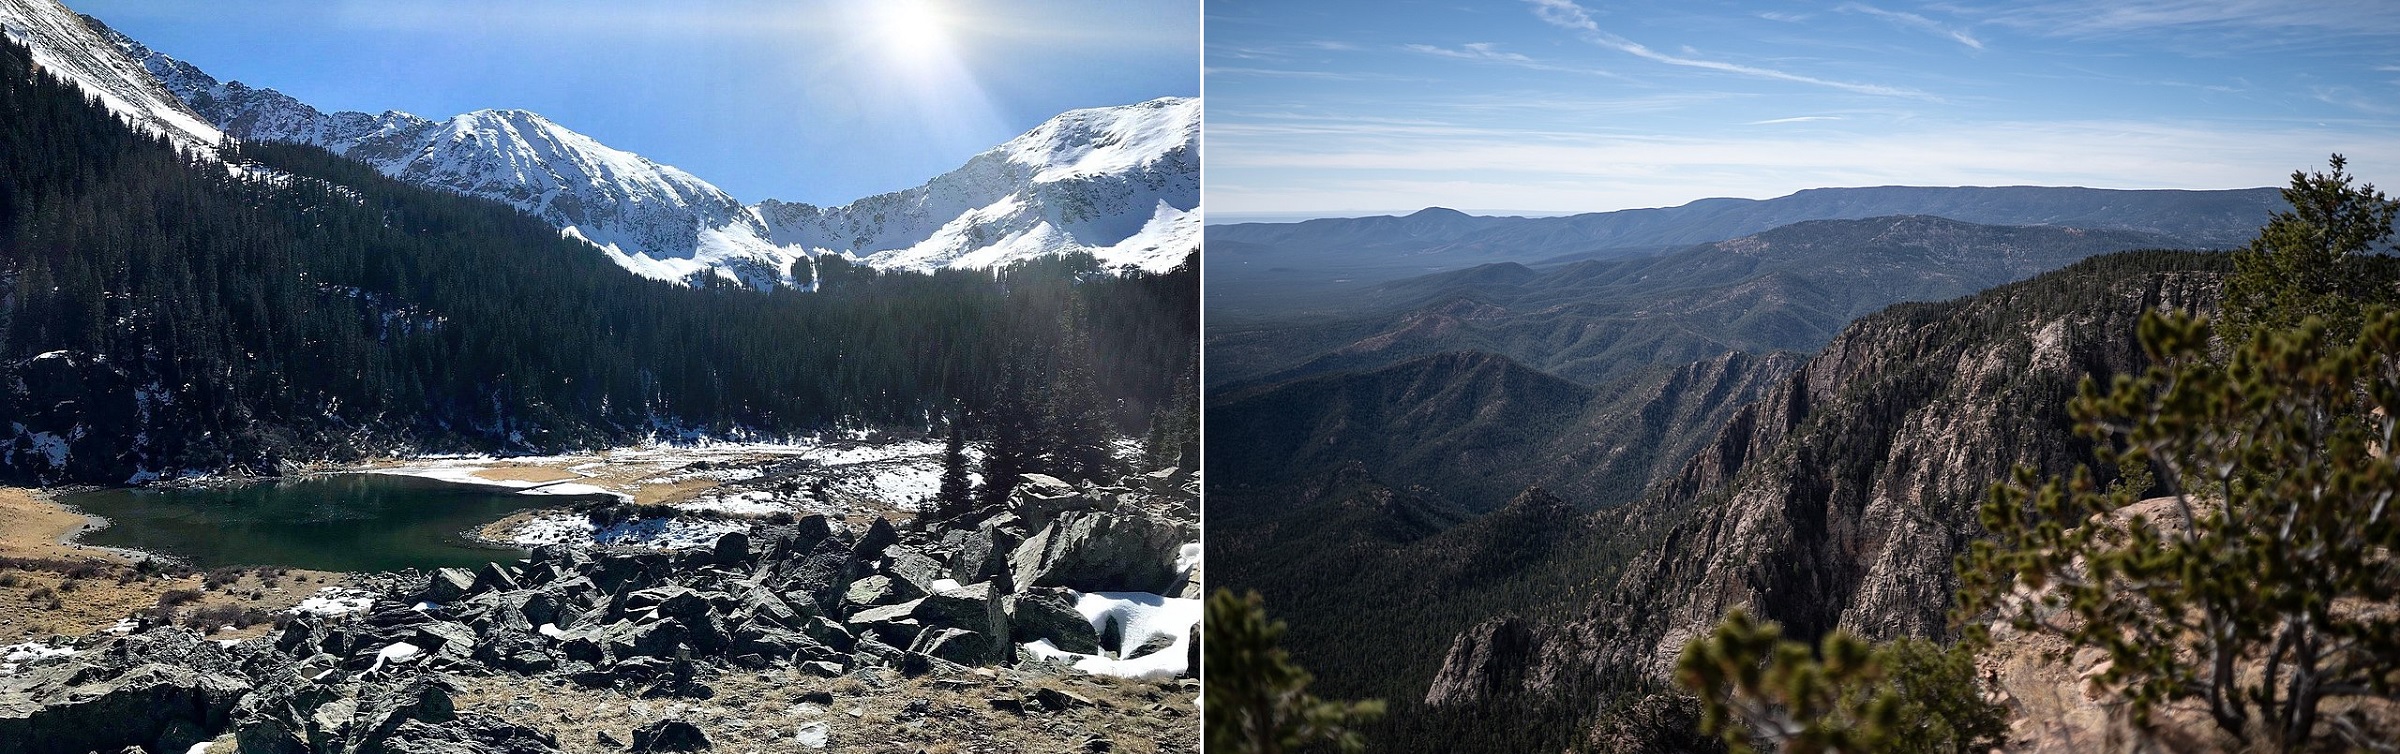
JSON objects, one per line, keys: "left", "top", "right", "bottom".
{"left": 289, "top": 587, "right": 375, "bottom": 617}
{"left": 0, "top": 642, "right": 75, "bottom": 676}
{"left": 501, "top": 512, "right": 745, "bottom": 550}
{"left": 1019, "top": 591, "right": 1199, "bottom": 680}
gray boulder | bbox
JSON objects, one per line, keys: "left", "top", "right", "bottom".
{"left": 347, "top": 677, "right": 460, "bottom": 754}
{"left": 632, "top": 718, "right": 712, "bottom": 752}
{"left": 1008, "top": 506, "right": 1196, "bottom": 594}
{"left": 881, "top": 546, "right": 948, "bottom": 593}
{"left": 421, "top": 568, "right": 477, "bottom": 604}
{"left": 841, "top": 575, "right": 923, "bottom": 610}
{"left": 381, "top": 713, "right": 563, "bottom": 754}
{"left": 0, "top": 663, "right": 249, "bottom": 754}
{"left": 911, "top": 628, "right": 995, "bottom": 667}
{"left": 1007, "top": 587, "right": 1100, "bottom": 655}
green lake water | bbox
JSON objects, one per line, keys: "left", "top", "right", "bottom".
{"left": 61, "top": 474, "right": 603, "bottom": 572}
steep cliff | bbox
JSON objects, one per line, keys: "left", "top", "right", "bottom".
{"left": 1421, "top": 250, "right": 2232, "bottom": 719}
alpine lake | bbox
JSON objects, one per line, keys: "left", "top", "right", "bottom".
{"left": 60, "top": 473, "right": 612, "bottom": 572}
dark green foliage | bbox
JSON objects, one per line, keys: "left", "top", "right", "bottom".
{"left": 1868, "top": 638, "right": 2010, "bottom": 754}
{"left": 1960, "top": 311, "right": 2400, "bottom": 750}
{"left": 936, "top": 409, "right": 972, "bottom": 522}
{"left": 1964, "top": 162, "right": 2400, "bottom": 749}
{"left": 1144, "top": 366, "right": 1198, "bottom": 472}
{"left": 1038, "top": 298, "right": 1114, "bottom": 482}
{"left": 1204, "top": 589, "right": 1386, "bottom": 754}
{"left": 0, "top": 35, "right": 1194, "bottom": 483}
{"left": 2218, "top": 154, "right": 2399, "bottom": 347}
{"left": 1674, "top": 610, "right": 2005, "bottom": 754}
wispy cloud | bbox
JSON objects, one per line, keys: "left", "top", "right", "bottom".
{"left": 1203, "top": 67, "right": 1395, "bottom": 81}
{"left": 1950, "top": 0, "right": 2400, "bottom": 42}
{"left": 1209, "top": 117, "right": 2400, "bottom": 213}
{"left": 1523, "top": 0, "right": 1937, "bottom": 99}
{"left": 1403, "top": 43, "right": 1628, "bottom": 78}
{"left": 1839, "top": 3, "right": 1984, "bottom": 50}
{"left": 2310, "top": 85, "right": 2399, "bottom": 115}
{"left": 1749, "top": 115, "right": 1844, "bottom": 125}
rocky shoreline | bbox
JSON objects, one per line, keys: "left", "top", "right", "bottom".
{"left": 0, "top": 468, "right": 1200, "bottom": 753}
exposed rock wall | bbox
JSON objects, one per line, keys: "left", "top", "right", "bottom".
{"left": 1423, "top": 253, "right": 2225, "bottom": 710}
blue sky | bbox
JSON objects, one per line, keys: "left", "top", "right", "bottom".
{"left": 1207, "top": 0, "right": 2400, "bottom": 218}
{"left": 78, "top": 0, "right": 1198, "bottom": 206}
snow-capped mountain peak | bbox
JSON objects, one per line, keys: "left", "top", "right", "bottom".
{"left": 0, "top": 0, "right": 220, "bottom": 153}
{"left": 760, "top": 97, "right": 1200, "bottom": 274}
{"left": 52, "top": 3, "right": 1194, "bottom": 284}
{"left": 1003, "top": 96, "right": 1198, "bottom": 183}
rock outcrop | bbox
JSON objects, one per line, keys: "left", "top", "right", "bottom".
{"left": 0, "top": 465, "right": 1200, "bottom": 752}
{"left": 1421, "top": 253, "right": 2225, "bottom": 713}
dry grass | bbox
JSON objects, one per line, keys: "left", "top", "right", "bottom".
{"left": 470, "top": 466, "right": 585, "bottom": 484}
{"left": 0, "top": 487, "right": 350, "bottom": 640}
{"left": 449, "top": 662, "right": 1198, "bottom": 753}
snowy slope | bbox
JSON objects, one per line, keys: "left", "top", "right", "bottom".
{"left": 94, "top": 21, "right": 799, "bottom": 289}
{"left": 78, "top": 8, "right": 1193, "bottom": 283}
{"left": 0, "top": 0, "right": 220, "bottom": 153}
{"left": 757, "top": 97, "right": 1200, "bottom": 274}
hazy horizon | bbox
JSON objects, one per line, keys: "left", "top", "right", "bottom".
{"left": 1206, "top": 0, "right": 2400, "bottom": 216}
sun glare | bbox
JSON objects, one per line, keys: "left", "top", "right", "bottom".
{"left": 871, "top": 0, "right": 951, "bottom": 68}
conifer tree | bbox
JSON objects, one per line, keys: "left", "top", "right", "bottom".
{"left": 1205, "top": 589, "right": 1386, "bottom": 754}
{"left": 937, "top": 407, "right": 973, "bottom": 522}
{"left": 1962, "top": 163, "right": 2400, "bottom": 748}
{"left": 2218, "top": 154, "right": 2399, "bottom": 346}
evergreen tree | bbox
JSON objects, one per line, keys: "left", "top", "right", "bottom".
{"left": 1146, "top": 367, "right": 1199, "bottom": 472}
{"left": 937, "top": 407, "right": 973, "bottom": 522}
{"left": 0, "top": 34, "right": 1199, "bottom": 484}
{"left": 2218, "top": 154, "right": 2399, "bottom": 346}
{"left": 1675, "top": 610, "right": 2004, "bottom": 754}
{"left": 1042, "top": 299, "right": 1115, "bottom": 482}
{"left": 1205, "top": 589, "right": 1386, "bottom": 754}
{"left": 1961, "top": 311, "right": 2400, "bottom": 750}
{"left": 1964, "top": 161, "right": 2400, "bottom": 749}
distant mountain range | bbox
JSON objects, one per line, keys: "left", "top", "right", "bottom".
{"left": 1205, "top": 185, "right": 2282, "bottom": 319}
{"left": 0, "top": 0, "right": 1197, "bottom": 288}
{"left": 1211, "top": 215, "right": 2190, "bottom": 389}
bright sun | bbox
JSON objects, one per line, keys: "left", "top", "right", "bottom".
{"left": 870, "top": 0, "right": 951, "bottom": 67}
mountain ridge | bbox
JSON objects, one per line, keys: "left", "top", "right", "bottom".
{"left": 61, "top": 4, "right": 1195, "bottom": 287}
{"left": 0, "top": 0, "right": 220, "bottom": 152}
{"left": 1210, "top": 214, "right": 2191, "bottom": 389}
{"left": 1204, "top": 184, "right": 2284, "bottom": 319}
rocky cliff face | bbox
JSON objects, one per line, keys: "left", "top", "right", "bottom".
{"left": 1421, "top": 251, "right": 2228, "bottom": 711}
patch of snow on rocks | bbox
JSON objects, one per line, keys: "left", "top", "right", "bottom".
{"left": 1020, "top": 591, "right": 1199, "bottom": 680}
{"left": 502, "top": 512, "right": 744, "bottom": 550}
{"left": 675, "top": 490, "right": 791, "bottom": 517}
{"left": 289, "top": 587, "right": 375, "bottom": 617}
{"left": 594, "top": 518, "right": 748, "bottom": 549}
{"left": 0, "top": 642, "right": 75, "bottom": 676}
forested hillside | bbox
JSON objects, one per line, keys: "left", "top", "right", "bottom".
{"left": 0, "top": 37, "right": 1196, "bottom": 484}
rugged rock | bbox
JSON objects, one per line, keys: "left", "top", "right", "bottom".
{"left": 0, "top": 663, "right": 249, "bottom": 754}
{"left": 1009, "top": 505, "right": 1196, "bottom": 594}
{"left": 382, "top": 713, "right": 563, "bottom": 754}
{"left": 0, "top": 464, "right": 1196, "bottom": 750}
{"left": 630, "top": 718, "right": 711, "bottom": 752}
{"left": 1420, "top": 253, "right": 2226, "bottom": 714}
{"left": 1421, "top": 617, "right": 1542, "bottom": 707}
{"left": 422, "top": 568, "right": 477, "bottom": 604}
{"left": 1007, "top": 587, "right": 1101, "bottom": 655}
